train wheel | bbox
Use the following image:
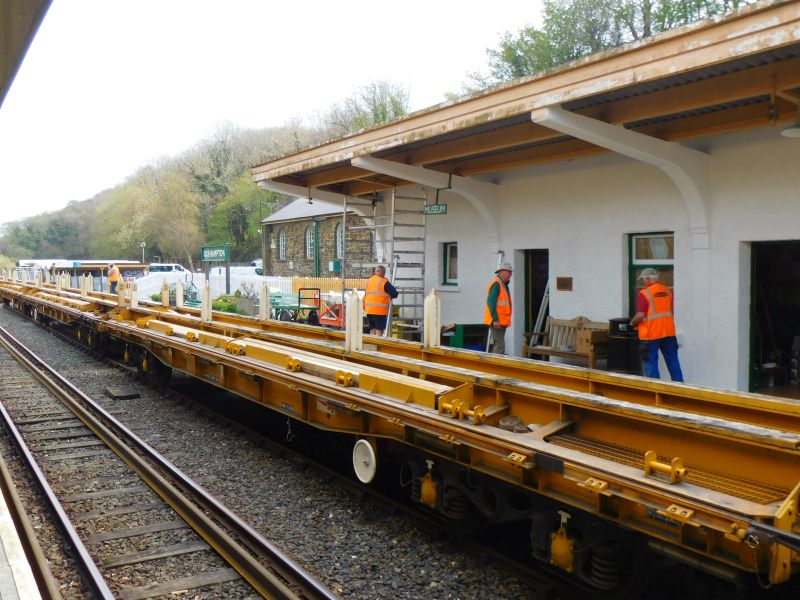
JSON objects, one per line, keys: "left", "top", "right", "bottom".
{"left": 353, "top": 439, "right": 377, "bottom": 483}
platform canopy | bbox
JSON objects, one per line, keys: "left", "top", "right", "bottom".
{"left": 252, "top": 0, "right": 800, "bottom": 199}
{"left": 0, "top": 0, "right": 51, "bottom": 110}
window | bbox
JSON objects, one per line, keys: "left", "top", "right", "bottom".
{"left": 278, "top": 229, "right": 287, "bottom": 261}
{"left": 629, "top": 232, "right": 674, "bottom": 312}
{"left": 443, "top": 242, "right": 458, "bottom": 285}
{"left": 305, "top": 226, "right": 315, "bottom": 259}
{"left": 335, "top": 223, "right": 344, "bottom": 259}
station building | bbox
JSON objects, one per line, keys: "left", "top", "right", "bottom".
{"left": 252, "top": 1, "right": 800, "bottom": 393}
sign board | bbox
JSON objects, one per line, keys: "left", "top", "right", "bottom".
{"left": 423, "top": 203, "right": 447, "bottom": 215}
{"left": 200, "top": 244, "right": 229, "bottom": 262}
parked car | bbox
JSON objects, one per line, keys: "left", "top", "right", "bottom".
{"left": 149, "top": 263, "right": 190, "bottom": 274}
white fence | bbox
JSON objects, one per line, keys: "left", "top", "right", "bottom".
{"left": 12, "top": 266, "right": 359, "bottom": 303}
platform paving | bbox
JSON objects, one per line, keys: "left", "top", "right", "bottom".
{"left": 0, "top": 487, "right": 41, "bottom": 600}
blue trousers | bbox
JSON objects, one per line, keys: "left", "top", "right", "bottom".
{"left": 642, "top": 336, "right": 684, "bottom": 382}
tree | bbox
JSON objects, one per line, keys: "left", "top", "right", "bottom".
{"left": 207, "top": 173, "right": 282, "bottom": 261}
{"left": 314, "top": 80, "right": 410, "bottom": 138}
{"left": 468, "top": 0, "right": 757, "bottom": 89}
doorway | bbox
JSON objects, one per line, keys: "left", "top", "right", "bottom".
{"left": 750, "top": 241, "right": 800, "bottom": 396}
{"left": 524, "top": 249, "right": 549, "bottom": 338}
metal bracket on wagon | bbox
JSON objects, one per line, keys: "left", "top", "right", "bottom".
{"left": 644, "top": 450, "right": 687, "bottom": 483}
{"left": 438, "top": 398, "right": 486, "bottom": 424}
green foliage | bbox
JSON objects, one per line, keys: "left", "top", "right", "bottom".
{"left": 469, "top": 0, "right": 758, "bottom": 89}
{"left": 207, "top": 173, "right": 279, "bottom": 262}
{"left": 212, "top": 295, "right": 245, "bottom": 314}
{"left": 0, "top": 254, "right": 17, "bottom": 270}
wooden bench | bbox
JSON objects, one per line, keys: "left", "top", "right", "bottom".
{"left": 524, "top": 316, "right": 609, "bottom": 369}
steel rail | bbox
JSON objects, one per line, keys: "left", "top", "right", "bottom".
{"left": 0, "top": 324, "right": 337, "bottom": 600}
{"left": 0, "top": 440, "right": 64, "bottom": 600}
{"left": 0, "top": 402, "right": 115, "bottom": 599}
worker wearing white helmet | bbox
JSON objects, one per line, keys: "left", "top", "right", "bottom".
{"left": 630, "top": 267, "right": 684, "bottom": 381}
{"left": 483, "top": 262, "right": 513, "bottom": 354}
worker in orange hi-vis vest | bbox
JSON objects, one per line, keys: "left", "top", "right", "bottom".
{"left": 483, "top": 262, "right": 513, "bottom": 354}
{"left": 108, "top": 263, "right": 121, "bottom": 294}
{"left": 630, "top": 267, "right": 684, "bottom": 382}
{"left": 363, "top": 265, "right": 398, "bottom": 336}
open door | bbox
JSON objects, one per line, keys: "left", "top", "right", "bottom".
{"left": 750, "top": 241, "right": 800, "bottom": 396}
{"left": 524, "top": 249, "right": 549, "bottom": 344}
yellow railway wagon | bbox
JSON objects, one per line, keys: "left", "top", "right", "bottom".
{"left": 1, "top": 276, "right": 798, "bottom": 590}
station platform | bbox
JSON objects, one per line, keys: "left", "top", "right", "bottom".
{"left": 0, "top": 486, "right": 41, "bottom": 600}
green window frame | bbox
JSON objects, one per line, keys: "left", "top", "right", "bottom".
{"left": 442, "top": 242, "right": 458, "bottom": 285}
{"left": 278, "top": 229, "right": 287, "bottom": 261}
{"left": 629, "top": 232, "right": 675, "bottom": 314}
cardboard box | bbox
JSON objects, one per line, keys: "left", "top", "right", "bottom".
{"left": 576, "top": 328, "right": 609, "bottom": 353}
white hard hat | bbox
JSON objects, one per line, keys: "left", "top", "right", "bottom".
{"left": 639, "top": 267, "right": 659, "bottom": 279}
{"left": 495, "top": 262, "right": 513, "bottom": 273}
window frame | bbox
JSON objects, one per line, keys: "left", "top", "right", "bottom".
{"left": 335, "top": 223, "right": 344, "bottom": 259}
{"left": 442, "top": 242, "right": 458, "bottom": 286}
{"left": 305, "top": 226, "right": 315, "bottom": 260}
{"left": 629, "top": 232, "right": 675, "bottom": 315}
{"left": 278, "top": 229, "right": 287, "bottom": 261}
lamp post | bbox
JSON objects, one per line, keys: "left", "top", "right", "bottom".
{"left": 140, "top": 241, "right": 146, "bottom": 264}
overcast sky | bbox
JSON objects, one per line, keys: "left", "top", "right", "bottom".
{"left": 0, "top": 0, "right": 543, "bottom": 227}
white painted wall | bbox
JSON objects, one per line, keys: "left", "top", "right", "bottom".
{"left": 420, "top": 126, "right": 800, "bottom": 391}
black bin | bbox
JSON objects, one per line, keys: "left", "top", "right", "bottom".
{"left": 608, "top": 317, "right": 641, "bottom": 374}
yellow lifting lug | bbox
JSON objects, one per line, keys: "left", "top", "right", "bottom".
{"left": 644, "top": 450, "right": 687, "bottom": 484}
{"left": 225, "top": 341, "right": 246, "bottom": 355}
{"left": 467, "top": 405, "right": 486, "bottom": 424}
{"left": 438, "top": 398, "right": 464, "bottom": 418}
{"left": 657, "top": 504, "right": 700, "bottom": 527}
{"left": 724, "top": 522, "right": 749, "bottom": 543}
{"left": 438, "top": 434, "right": 458, "bottom": 446}
{"left": 185, "top": 331, "right": 198, "bottom": 342}
{"left": 286, "top": 357, "right": 301, "bottom": 372}
{"left": 504, "top": 452, "right": 532, "bottom": 468}
{"left": 438, "top": 399, "right": 485, "bottom": 424}
{"left": 577, "top": 477, "right": 612, "bottom": 497}
{"left": 335, "top": 370, "right": 355, "bottom": 387}
{"left": 135, "top": 317, "right": 153, "bottom": 328}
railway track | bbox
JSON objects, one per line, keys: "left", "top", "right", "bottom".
{"left": 0, "top": 323, "right": 337, "bottom": 600}
{"left": 6, "top": 303, "right": 796, "bottom": 599}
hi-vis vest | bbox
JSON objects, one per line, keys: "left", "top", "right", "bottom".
{"left": 483, "top": 276, "right": 512, "bottom": 327}
{"left": 637, "top": 283, "right": 676, "bottom": 340}
{"left": 364, "top": 275, "right": 390, "bottom": 316}
{"left": 108, "top": 266, "right": 121, "bottom": 282}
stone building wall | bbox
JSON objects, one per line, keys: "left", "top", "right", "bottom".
{"left": 266, "top": 214, "right": 373, "bottom": 277}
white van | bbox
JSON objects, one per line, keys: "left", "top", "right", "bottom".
{"left": 149, "top": 263, "right": 190, "bottom": 274}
